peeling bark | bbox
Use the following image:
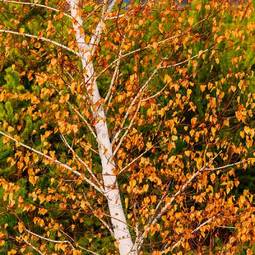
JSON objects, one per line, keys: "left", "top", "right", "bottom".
{"left": 68, "top": 1, "right": 136, "bottom": 254}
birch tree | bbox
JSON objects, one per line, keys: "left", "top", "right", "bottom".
{"left": 0, "top": 1, "right": 255, "bottom": 254}
{"left": 67, "top": 0, "right": 135, "bottom": 254}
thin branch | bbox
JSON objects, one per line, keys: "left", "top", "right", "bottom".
{"left": 75, "top": 244, "right": 99, "bottom": 255}
{"left": 21, "top": 236, "right": 45, "bottom": 255}
{"left": 162, "top": 215, "right": 218, "bottom": 254}
{"left": 90, "top": 0, "right": 115, "bottom": 56}
{"left": 112, "top": 65, "right": 161, "bottom": 146}
{"left": 0, "top": 29, "right": 79, "bottom": 56}
{"left": 217, "top": 225, "right": 236, "bottom": 229}
{"left": 192, "top": 216, "right": 216, "bottom": 234}
{"left": 84, "top": 194, "right": 114, "bottom": 237}
{"left": 25, "top": 228, "right": 75, "bottom": 249}
{"left": 118, "top": 145, "right": 154, "bottom": 175}
{"left": 60, "top": 134, "right": 103, "bottom": 189}
{"left": 153, "top": 181, "right": 172, "bottom": 218}
{"left": 105, "top": 49, "right": 122, "bottom": 103}
{"left": 112, "top": 100, "right": 141, "bottom": 158}
{"left": 0, "top": 131, "right": 104, "bottom": 195}
{"left": 68, "top": 104, "right": 97, "bottom": 139}
{"left": 141, "top": 84, "right": 167, "bottom": 102}
{"left": 95, "top": 16, "right": 213, "bottom": 81}
{"left": 0, "top": 0, "right": 73, "bottom": 19}
{"left": 134, "top": 151, "right": 222, "bottom": 251}
{"left": 204, "top": 159, "right": 249, "bottom": 172}
{"left": 59, "top": 229, "right": 99, "bottom": 255}
{"left": 159, "top": 48, "right": 210, "bottom": 70}
{"left": 105, "top": 13, "right": 125, "bottom": 20}
{"left": 47, "top": 82, "right": 97, "bottom": 139}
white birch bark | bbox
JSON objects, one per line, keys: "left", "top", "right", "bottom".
{"left": 68, "top": 1, "right": 136, "bottom": 254}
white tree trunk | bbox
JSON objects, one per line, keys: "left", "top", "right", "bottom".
{"left": 68, "top": 1, "right": 136, "bottom": 254}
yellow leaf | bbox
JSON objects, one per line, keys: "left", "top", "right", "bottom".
{"left": 138, "top": 20, "right": 144, "bottom": 26}
{"left": 210, "top": 173, "right": 216, "bottom": 183}
{"left": 200, "top": 84, "right": 206, "bottom": 92}
{"left": 8, "top": 250, "right": 17, "bottom": 255}
{"left": 130, "top": 179, "right": 136, "bottom": 188}
{"left": 51, "top": 58, "right": 57, "bottom": 65}
{"left": 7, "top": 126, "right": 14, "bottom": 133}
{"left": 188, "top": 17, "right": 194, "bottom": 26}
{"left": 158, "top": 23, "right": 164, "bottom": 33}
{"left": 19, "top": 28, "right": 25, "bottom": 34}
{"left": 172, "top": 135, "right": 178, "bottom": 141}
{"left": 125, "top": 198, "right": 128, "bottom": 208}
{"left": 38, "top": 208, "right": 48, "bottom": 215}
{"left": 244, "top": 126, "right": 250, "bottom": 135}
{"left": 152, "top": 42, "right": 158, "bottom": 49}
{"left": 196, "top": 157, "right": 203, "bottom": 169}
{"left": 85, "top": 35, "right": 90, "bottom": 44}
{"left": 230, "top": 85, "right": 236, "bottom": 92}
{"left": 146, "top": 141, "right": 153, "bottom": 149}
{"left": 223, "top": 118, "right": 229, "bottom": 127}
{"left": 18, "top": 222, "right": 24, "bottom": 233}
{"left": 142, "top": 184, "right": 149, "bottom": 193}
{"left": 147, "top": 108, "right": 154, "bottom": 117}
{"left": 191, "top": 117, "right": 197, "bottom": 127}
{"left": 29, "top": 175, "right": 38, "bottom": 186}
{"left": 187, "top": 89, "right": 192, "bottom": 97}
{"left": 164, "top": 74, "right": 172, "bottom": 85}
{"left": 73, "top": 250, "right": 82, "bottom": 255}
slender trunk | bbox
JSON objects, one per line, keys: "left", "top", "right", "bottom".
{"left": 68, "top": 1, "right": 136, "bottom": 254}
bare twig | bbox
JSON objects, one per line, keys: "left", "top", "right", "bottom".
{"left": 118, "top": 146, "right": 154, "bottom": 175}
{"left": 112, "top": 65, "right": 161, "bottom": 146}
{"left": 24, "top": 227, "right": 100, "bottom": 255}
{"left": 105, "top": 13, "right": 125, "bottom": 20}
{"left": 204, "top": 159, "right": 249, "bottom": 172}
{"left": 0, "top": 131, "right": 104, "bottom": 195}
{"left": 0, "top": 29, "right": 79, "bottom": 56}
{"left": 68, "top": 104, "right": 97, "bottom": 139}
{"left": 192, "top": 216, "right": 216, "bottom": 234}
{"left": 112, "top": 100, "right": 141, "bottom": 158}
{"left": 95, "top": 16, "right": 213, "bottom": 81}
{"left": 21, "top": 236, "right": 45, "bottom": 255}
{"left": 141, "top": 84, "right": 168, "bottom": 102}
{"left": 159, "top": 48, "right": 210, "bottom": 70}
{"left": 60, "top": 134, "right": 103, "bottom": 189}
{"left": 134, "top": 151, "right": 222, "bottom": 251}
{"left": 162, "top": 214, "right": 219, "bottom": 254}
{"left": 25, "top": 228, "right": 75, "bottom": 249}
{"left": 0, "top": 0, "right": 73, "bottom": 19}
{"left": 105, "top": 49, "right": 122, "bottom": 104}
{"left": 90, "top": 0, "right": 116, "bottom": 55}
{"left": 60, "top": 229, "right": 99, "bottom": 255}
{"left": 84, "top": 194, "right": 114, "bottom": 237}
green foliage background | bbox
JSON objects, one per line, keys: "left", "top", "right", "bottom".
{"left": 0, "top": 0, "right": 255, "bottom": 254}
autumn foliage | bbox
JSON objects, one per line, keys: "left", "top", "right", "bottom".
{"left": 0, "top": 0, "right": 255, "bottom": 254}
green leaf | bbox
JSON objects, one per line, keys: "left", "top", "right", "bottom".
{"left": 4, "top": 67, "right": 20, "bottom": 89}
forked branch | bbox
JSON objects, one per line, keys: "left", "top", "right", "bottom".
{"left": 0, "top": 131, "right": 104, "bottom": 195}
{"left": 0, "top": 29, "right": 79, "bottom": 56}
{"left": 134, "top": 152, "right": 249, "bottom": 251}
